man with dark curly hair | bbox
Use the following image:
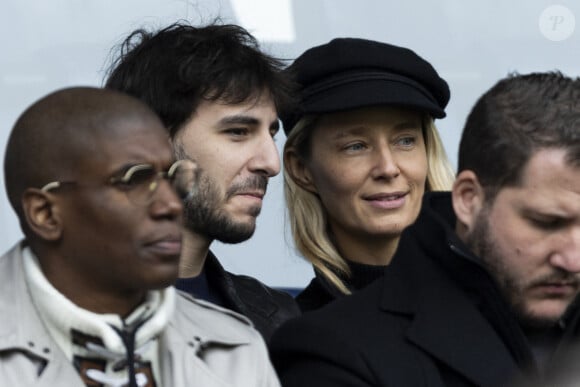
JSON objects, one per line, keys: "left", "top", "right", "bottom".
{"left": 106, "top": 22, "right": 300, "bottom": 342}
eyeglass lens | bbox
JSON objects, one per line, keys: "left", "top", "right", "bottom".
{"left": 124, "top": 161, "right": 195, "bottom": 204}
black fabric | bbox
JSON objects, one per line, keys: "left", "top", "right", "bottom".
{"left": 281, "top": 37, "right": 450, "bottom": 134}
{"left": 348, "top": 260, "right": 387, "bottom": 290}
{"left": 177, "top": 251, "right": 300, "bottom": 342}
{"left": 270, "top": 192, "right": 580, "bottom": 386}
{"left": 296, "top": 261, "right": 385, "bottom": 312}
{"left": 174, "top": 267, "right": 227, "bottom": 307}
{"left": 296, "top": 273, "right": 343, "bottom": 313}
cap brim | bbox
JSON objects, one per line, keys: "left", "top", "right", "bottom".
{"left": 303, "top": 78, "right": 446, "bottom": 119}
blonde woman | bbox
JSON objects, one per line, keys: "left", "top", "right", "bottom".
{"left": 282, "top": 38, "right": 455, "bottom": 311}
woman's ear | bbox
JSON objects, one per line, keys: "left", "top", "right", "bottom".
{"left": 21, "top": 188, "right": 63, "bottom": 241}
{"left": 451, "top": 170, "right": 485, "bottom": 233}
{"left": 284, "top": 148, "right": 318, "bottom": 195}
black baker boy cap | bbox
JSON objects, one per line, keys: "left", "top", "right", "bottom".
{"left": 281, "top": 37, "right": 450, "bottom": 135}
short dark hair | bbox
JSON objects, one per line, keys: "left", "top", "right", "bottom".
{"left": 458, "top": 71, "right": 580, "bottom": 200}
{"left": 4, "top": 87, "right": 158, "bottom": 233}
{"left": 105, "top": 21, "right": 296, "bottom": 137}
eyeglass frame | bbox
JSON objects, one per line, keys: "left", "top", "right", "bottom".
{"left": 40, "top": 159, "right": 195, "bottom": 204}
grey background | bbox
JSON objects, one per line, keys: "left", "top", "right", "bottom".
{"left": 1, "top": 0, "right": 578, "bottom": 288}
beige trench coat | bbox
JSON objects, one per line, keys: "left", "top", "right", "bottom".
{"left": 0, "top": 242, "right": 280, "bottom": 387}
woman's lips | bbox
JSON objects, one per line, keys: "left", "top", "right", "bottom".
{"left": 364, "top": 192, "right": 408, "bottom": 209}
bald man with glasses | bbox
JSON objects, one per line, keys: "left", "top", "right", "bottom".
{"left": 0, "top": 86, "right": 280, "bottom": 387}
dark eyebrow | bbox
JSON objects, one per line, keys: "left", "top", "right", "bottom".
{"left": 218, "top": 114, "right": 280, "bottom": 133}
{"left": 218, "top": 114, "right": 260, "bottom": 126}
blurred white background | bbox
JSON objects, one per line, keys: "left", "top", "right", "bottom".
{"left": 1, "top": 0, "right": 578, "bottom": 288}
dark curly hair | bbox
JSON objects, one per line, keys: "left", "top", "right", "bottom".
{"left": 105, "top": 21, "right": 296, "bottom": 137}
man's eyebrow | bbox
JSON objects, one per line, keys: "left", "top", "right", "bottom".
{"left": 218, "top": 114, "right": 260, "bottom": 126}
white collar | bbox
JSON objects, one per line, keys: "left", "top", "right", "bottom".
{"left": 22, "top": 246, "right": 175, "bottom": 359}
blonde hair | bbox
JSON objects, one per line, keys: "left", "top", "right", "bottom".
{"left": 284, "top": 113, "right": 455, "bottom": 294}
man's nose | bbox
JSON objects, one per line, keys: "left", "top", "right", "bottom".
{"left": 550, "top": 228, "right": 580, "bottom": 273}
{"left": 248, "top": 134, "right": 281, "bottom": 177}
{"left": 149, "top": 179, "right": 184, "bottom": 219}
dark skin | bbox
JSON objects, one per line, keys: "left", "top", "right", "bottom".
{"left": 8, "top": 87, "right": 183, "bottom": 317}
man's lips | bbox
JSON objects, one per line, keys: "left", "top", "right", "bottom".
{"left": 532, "top": 281, "right": 579, "bottom": 297}
{"left": 145, "top": 234, "right": 182, "bottom": 257}
{"left": 235, "top": 191, "right": 265, "bottom": 200}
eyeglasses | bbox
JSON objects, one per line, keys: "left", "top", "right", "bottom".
{"left": 40, "top": 159, "right": 196, "bottom": 205}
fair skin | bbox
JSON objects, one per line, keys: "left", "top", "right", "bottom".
{"left": 453, "top": 148, "right": 580, "bottom": 327}
{"left": 286, "top": 106, "right": 428, "bottom": 266}
{"left": 173, "top": 93, "right": 280, "bottom": 277}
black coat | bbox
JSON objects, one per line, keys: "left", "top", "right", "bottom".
{"left": 296, "top": 272, "right": 342, "bottom": 312}
{"left": 297, "top": 262, "right": 386, "bottom": 312}
{"left": 270, "top": 192, "right": 580, "bottom": 386}
{"left": 196, "top": 251, "right": 300, "bottom": 342}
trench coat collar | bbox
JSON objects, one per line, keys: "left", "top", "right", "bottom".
{"left": 0, "top": 242, "right": 84, "bottom": 383}
{"left": 0, "top": 242, "right": 253, "bottom": 386}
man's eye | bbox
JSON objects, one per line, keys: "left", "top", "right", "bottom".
{"left": 530, "top": 217, "right": 565, "bottom": 230}
{"left": 226, "top": 128, "right": 249, "bottom": 136}
{"left": 128, "top": 169, "right": 155, "bottom": 185}
{"left": 116, "top": 168, "right": 155, "bottom": 188}
{"left": 270, "top": 127, "right": 280, "bottom": 138}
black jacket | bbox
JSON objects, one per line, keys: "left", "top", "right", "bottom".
{"left": 270, "top": 192, "right": 580, "bottom": 386}
{"left": 201, "top": 251, "right": 300, "bottom": 342}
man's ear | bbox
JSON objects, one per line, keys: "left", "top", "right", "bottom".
{"left": 284, "top": 148, "right": 318, "bottom": 195}
{"left": 21, "top": 188, "right": 63, "bottom": 241}
{"left": 452, "top": 170, "right": 485, "bottom": 233}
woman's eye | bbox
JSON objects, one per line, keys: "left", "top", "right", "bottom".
{"left": 344, "top": 142, "right": 366, "bottom": 151}
{"left": 396, "top": 136, "right": 416, "bottom": 147}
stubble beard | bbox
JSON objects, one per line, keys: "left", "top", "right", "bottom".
{"left": 182, "top": 169, "right": 264, "bottom": 244}
{"left": 466, "top": 209, "right": 565, "bottom": 329}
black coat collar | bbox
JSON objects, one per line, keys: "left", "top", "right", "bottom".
{"left": 379, "top": 192, "right": 526, "bottom": 385}
{"left": 381, "top": 256, "right": 521, "bottom": 386}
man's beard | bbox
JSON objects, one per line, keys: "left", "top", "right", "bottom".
{"left": 183, "top": 168, "right": 267, "bottom": 244}
{"left": 465, "top": 208, "right": 577, "bottom": 329}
